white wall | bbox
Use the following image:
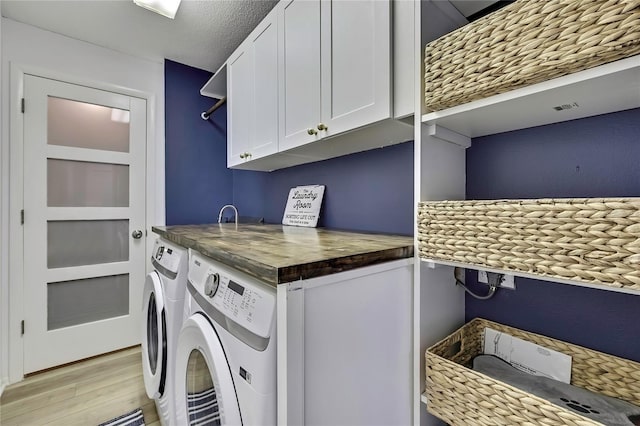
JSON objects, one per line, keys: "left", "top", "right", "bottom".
{"left": 0, "top": 17, "right": 166, "bottom": 385}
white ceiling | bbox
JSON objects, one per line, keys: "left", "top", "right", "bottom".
{"left": 1, "top": 0, "right": 498, "bottom": 73}
{"left": 1, "top": 0, "right": 279, "bottom": 73}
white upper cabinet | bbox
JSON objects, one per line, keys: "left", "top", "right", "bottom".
{"left": 279, "top": 0, "right": 392, "bottom": 152}
{"left": 250, "top": 16, "right": 279, "bottom": 160}
{"left": 227, "top": 48, "right": 251, "bottom": 167}
{"left": 227, "top": 13, "right": 279, "bottom": 167}
{"left": 212, "top": 0, "right": 414, "bottom": 171}
{"left": 320, "top": 0, "right": 391, "bottom": 137}
{"left": 278, "top": 0, "right": 322, "bottom": 152}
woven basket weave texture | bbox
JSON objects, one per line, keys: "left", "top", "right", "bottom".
{"left": 424, "top": 0, "right": 640, "bottom": 112}
{"left": 418, "top": 198, "right": 640, "bottom": 291}
{"left": 426, "top": 318, "right": 640, "bottom": 425}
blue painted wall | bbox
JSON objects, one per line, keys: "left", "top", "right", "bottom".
{"left": 164, "top": 60, "right": 640, "bottom": 364}
{"left": 464, "top": 108, "right": 640, "bottom": 362}
{"left": 233, "top": 143, "right": 414, "bottom": 235}
{"left": 165, "top": 60, "right": 233, "bottom": 225}
{"left": 165, "top": 60, "right": 414, "bottom": 235}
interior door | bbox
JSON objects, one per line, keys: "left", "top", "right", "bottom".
{"left": 22, "top": 74, "right": 147, "bottom": 374}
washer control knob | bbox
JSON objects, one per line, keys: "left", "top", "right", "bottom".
{"left": 204, "top": 273, "right": 220, "bottom": 298}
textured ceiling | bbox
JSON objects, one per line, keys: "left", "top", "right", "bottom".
{"left": 1, "top": 0, "right": 279, "bottom": 72}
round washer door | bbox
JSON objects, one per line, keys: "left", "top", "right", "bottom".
{"left": 141, "top": 271, "right": 167, "bottom": 399}
{"left": 175, "top": 313, "right": 242, "bottom": 426}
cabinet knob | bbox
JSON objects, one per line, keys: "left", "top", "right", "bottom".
{"left": 317, "top": 123, "right": 328, "bottom": 131}
{"left": 307, "top": 128, "right": 318, "bottom": 135}
{"left": 240, "top": 153, "right": 246, "bottom": 159}
{"left": 246, "top": 152, "right": 252, "bottom": 158}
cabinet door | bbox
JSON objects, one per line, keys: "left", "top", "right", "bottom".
{"left": 249, "top": 15, "right": 279, "bottom": 160}
{"left": 227, "top": 47, "right": 252, "bottom": 167}
{"left": 320, "top": 0, "right": 391, "bottom": 137}
{"left": 228, "top": 16, "right": 279, "bottom": 168}
{"left": 278, "top": 0, "right": 322, "bottom": 152}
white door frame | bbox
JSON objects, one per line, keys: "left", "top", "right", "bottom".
{"left": 7, "top": 62, "right": 159, "bottom": 383}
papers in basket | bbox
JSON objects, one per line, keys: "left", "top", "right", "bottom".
{"left": 483, "top": 327, "right": 572, "bottom": 383}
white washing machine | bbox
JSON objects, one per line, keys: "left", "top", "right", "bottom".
{"left": 174, "top": 249, "right": 277, "bottom": 425}
{"left": 142, "top": 238, "right": 188, "bottom": 425}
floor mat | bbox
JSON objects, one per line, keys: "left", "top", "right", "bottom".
{"left": 98, "top": 408, "right": 145, "bottom": 426}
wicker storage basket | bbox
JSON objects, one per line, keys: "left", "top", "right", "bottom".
{"left": 417, "top": 198, "right": 640, "bottom": 291}
{"left": 424, "top": 0, "right": 640, "bottom": 112}
{"left": 426, "top": 318, "right": 640, "bottom": 425}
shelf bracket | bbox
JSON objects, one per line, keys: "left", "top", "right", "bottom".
{"left": 427, "top": 124, "right": 471, "bottom": 149}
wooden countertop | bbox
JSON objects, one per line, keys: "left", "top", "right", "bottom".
{"left": 152, "top": 224, "right": 414, "bottom": 286}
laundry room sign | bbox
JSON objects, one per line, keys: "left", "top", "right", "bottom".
{"left": 282, "top": 185, "right": 325, "bottom": 227}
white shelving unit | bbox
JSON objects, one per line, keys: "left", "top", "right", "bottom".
{"left": 413, "top": 3, "right": 468, "bottom": 426}
{"left": 421, "top": 258, "right": 640, "bottom": 297}
{"left": 413, "top": 2, "right": 640, "bottom": 426}
{"left": 200, "top": 62, "right": 226, "bottom": 99}
{"left": 421, "top": 55, "right": 640, "bottom": 138}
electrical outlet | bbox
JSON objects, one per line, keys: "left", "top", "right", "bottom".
{"left": 478, "top": 270, "right": 516, "bottom": 290}
{"left": 499, "top": 274, "right": 516, "bottom": 290}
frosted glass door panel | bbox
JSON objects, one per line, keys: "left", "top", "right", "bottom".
{"left": 47, "top": 274, "right": 129, "bottom": 330}
{"left": 47, "top": 220, "right": 129, "bottom": 268}
{"left": 47, "top": 97, "right": 130, "bottom": 152}
{"left": 48, "top": 159, "right": 129, "bottom": 207}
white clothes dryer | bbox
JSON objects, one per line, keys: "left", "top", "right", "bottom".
{"left": 142, "top": 238, "right": 188, "bottom": 425}
{"left": 174, "top": 249, "right": 276, "bottom": 426}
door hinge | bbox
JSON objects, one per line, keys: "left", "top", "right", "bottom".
{"left": 21, "top": 209, "right": 24, "bottom": 225}
{"left": 21, "top": 320, "right": 25, "bottom": 336}
{"left": 21, "top": 98, "right": 25, "bottom": 114}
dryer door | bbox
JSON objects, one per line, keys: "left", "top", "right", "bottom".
{"left": 141, "top": 271, "right": 167, "bottom": 399}
{"left": 175, "top": 313, "right": 242, "bottom": 426}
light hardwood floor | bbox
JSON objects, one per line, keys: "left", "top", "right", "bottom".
{"left": 0, "top": 346, "right": 160, "bottom": 426}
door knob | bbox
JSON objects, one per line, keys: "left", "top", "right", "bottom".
{"left": 307, "top": 128, "right": 318, "bottom": 135}
{"left": 132, "top": 230, "right": 143, "bottom": 239}
{"left": 317, "top": 123, "right": 328, "bottom": 131}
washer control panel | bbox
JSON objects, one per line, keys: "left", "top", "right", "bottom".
{"left": 188, "top": 251, "right": 275, "bottom": 339}
{"left": 152, "top": 239, "right": 183, "bottom": 275}
{"left": 211, "top": 275, "right": 273, "bottom": 337}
